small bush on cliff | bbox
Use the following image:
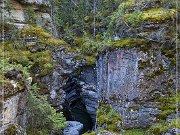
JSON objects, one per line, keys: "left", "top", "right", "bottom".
{"left": 27, "top": 84, "right": 66, "bottom": 135}
{"left": 0, "top": 42, "right": 54, "bottom": 77}
{"left": 148, "top": 118, "right": 180, "bottom": 135}
{"left": 155, "top": 93, "right": 179, "bottom": 120}
{"left": 148, "top": 93, "right": 180, "bottom": 134}
{"left": 24, "top": 6, "right": 37, "bottom": 24}
{"left": 96, "top": 101, "right": 122, "bottom": 133}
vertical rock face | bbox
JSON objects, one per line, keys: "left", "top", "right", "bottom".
{"left": 97, "top": 47, "right": 175, "bottom": 128}
{"left": 0, "top": 69, "right": 30, "bottom": 134}
{"left": 97, "top": 49, "right": 138, "bottom": 101}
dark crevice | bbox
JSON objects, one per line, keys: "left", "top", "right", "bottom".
{"left": 63, "top": 76, "right": 94, "bottom": 134}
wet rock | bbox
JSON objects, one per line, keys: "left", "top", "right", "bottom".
{"left": 63, "top": 121, "right": 83, "bottom": 135}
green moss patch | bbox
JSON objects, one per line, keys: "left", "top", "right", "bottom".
{"left": 148, "top": 118, "right": 180, "bottom": 135}
{"left": 20, "top": 25, "right": 68, "bottom": 47}
{"left": 96, "top": 102, "right": 122, "bottom": 132}
{"left": 155, "top": 93, "right": 179, "bottom": 120}
{"left": 0, "top": 42, "right": 54, "bottom": 77}
{"left": 142, "top": 8, "right": 176, "bottom": 22}
{"left": 124, "top": 8, "right": 176, "bottom": 27}
{"left": 112, "top": 38, "right": 146, "bottom": 48}
{"left": 84, "top": 56, "right": 96, "bottom": 66}
{"left": 83, "top": 130, "right": 107, "bottom": 135}
{"left": 146, "top": 93, "right": 179, "bottom": 135}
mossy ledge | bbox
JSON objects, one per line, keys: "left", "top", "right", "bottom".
{"left": 124, "top": 8, "right": 176, "bottom": 27}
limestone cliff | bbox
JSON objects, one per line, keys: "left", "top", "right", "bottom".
{"left": 0, "top": 69, "right": 31, "bottom": 134}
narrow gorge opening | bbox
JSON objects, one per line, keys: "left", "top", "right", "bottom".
{"left": 62, "top": 76, "right": 94, "bottom": 134}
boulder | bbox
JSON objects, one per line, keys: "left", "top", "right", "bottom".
{"left": 63, "top": 121, "right": 83, "bottom": 135}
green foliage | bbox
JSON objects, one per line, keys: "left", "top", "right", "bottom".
{"left": 28, "top": 50, "right": 54, "bottom": 76}
{"left": 118, "top": 0, "right": 136, "bottom": 12}
{"left": 155, "top": 93, "right": 179, "bottom": 120}
{"left": 27, "top": 84, "right": 66, "bottom": 134}
{"left": 20, "top": 25, "right": 68, "bottom": 47}
{"left": 24, "top": 6, "right": 37, "bottom": 24}
{"left": 84, "top": 56, "right": 96, "bottom": 66}
{"left": 124, "top": 8, "right": 176, "bottom": 27}
{"left": 141, "top": 8, "right": 176, "bottom": 22}
{"left": 83, "top": 130, "right": 107, "bottom": 135}
{"left": 112, "top": 38, "right": 146, "bottom": 48}
{"left": 0, "top": 48, "right": 31, "bottom": 78}
{"left": 80, "top": 34, "right": 103, "bottom": 55}
{"left": 55, "top": 0, "right": 120, "bottom": 36}
{"left": 157, "top": 110, "right": 175, "bottom": 120}
{"left": 146, "top": 93, "right": 179, "bottom": 134}
{"left": 96, "top": 102, "right": 122, "bottom": 132}
{"left": 0, "top": 42, "right": 54, "bottom": 77}
{"left": 148, "top": 118, "right": 180, "bottom": 135}
{"left": 123, "top": 10, "right": 143, "bottom": 27}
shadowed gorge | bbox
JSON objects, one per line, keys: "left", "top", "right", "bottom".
{"left": 63, "top": 76, "right": 94, "bottom": 133}
{"left": 0, "top": 0, "right": 179, "bottom": 135}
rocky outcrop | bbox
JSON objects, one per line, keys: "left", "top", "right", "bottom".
{"left": 41, "top": 47, "right": 98, "bottom": 132}
{"left": 1, "top": 0, "right": 55, "bottom": 34}
{"left": 0, "top": 69, "right": 31, "bottom": 134}
{"left": 63, "top": 121, "right": 83, "bottom": 135}
{"left": 97, "top": 47, "right": 176, "bottom": 129}
{"left": 18, "top": 0, "right": 49, "bottom": 6}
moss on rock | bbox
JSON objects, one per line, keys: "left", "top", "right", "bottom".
{"left": 112, "top": 38, "right": 146, "bottom": 48}
{"left": 84, "top": 56, "right": 96, "bottom": 66}
{"left": 96, "top": 101, "right": 122, "bottom": 133}
{"left": 4, "top": 124, "right": 20, "bottom": 135}
{"left": 124, "top": 8, "right": 176, "bottom": 27}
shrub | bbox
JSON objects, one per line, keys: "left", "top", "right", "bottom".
{"left": 24, "top": 6, "right": 37, "bottom": 24}
{"left": 96, "top": 102, "right": 122, "bottom": 132}
{"left": 27, "top": 84, "right": 66, "bottom": 134}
